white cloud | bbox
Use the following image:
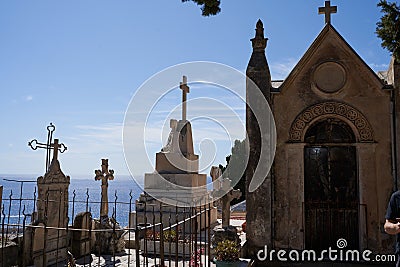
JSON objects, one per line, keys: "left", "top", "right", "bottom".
{"left": 368, "top": 62, "right": 389, "bottom": 71}
{"left": 270, "top": 57, "right": 298, "bottom": 80}
{"left": 25, "top": 95, "right": 33, "bottom": 101}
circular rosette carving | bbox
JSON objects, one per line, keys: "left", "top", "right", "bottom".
{"left": 289, "top": 102, "right": 374, "bottom": 143}
{"left": 313, "top": 62, "right": 347, "bottom": 93}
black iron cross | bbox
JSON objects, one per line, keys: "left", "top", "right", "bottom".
{"left": 28, "top": 123, "right": 67, "bottom": 172}
{"left": 318, "top": 1, "right": 337, "bottom": 24}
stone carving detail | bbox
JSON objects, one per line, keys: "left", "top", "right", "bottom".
{"left": 289, "top": 102, "right": 374, "bottom": 142}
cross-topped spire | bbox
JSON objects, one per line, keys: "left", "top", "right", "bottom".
{"left": 179, "top": 75, "right": 190, "bottom": 121}
{"left": 318, "top": 1, "right": 337, "bottom": 24}
{"left": 28, "top": 123, "right": 67, "bottom": 172}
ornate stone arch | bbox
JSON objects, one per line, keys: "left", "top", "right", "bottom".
{"left": 289, "top": 102, "right": 374, "bottom": 143}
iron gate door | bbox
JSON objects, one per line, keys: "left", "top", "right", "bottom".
{"left": 304, "top": 146, "right": 358, "bottom": 251}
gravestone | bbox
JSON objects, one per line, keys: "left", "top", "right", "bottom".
{"left": 25, "top": 124, "right": 70, "bottom": 266}
{"left": 72, "top": 212, "right": 92, "bottom": 258}
{"left": 92, "top": 159, "right": 125, "bottom": 254}
{"left": 94, "top": 159, "right": 114, "bottom": 223}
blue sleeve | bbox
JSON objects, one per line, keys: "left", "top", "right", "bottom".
{"left": 386, "top": 192, "right": 398, "bottom": 220}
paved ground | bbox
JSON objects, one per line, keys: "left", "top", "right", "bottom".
{"left": 74, "top": 249, "right": 220, "bottom": 267}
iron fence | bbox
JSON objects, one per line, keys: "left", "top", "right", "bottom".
{"left": 0, "top": 181, "right": 215, "bottom": 267}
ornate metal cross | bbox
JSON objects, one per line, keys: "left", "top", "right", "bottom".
{"left": 28, "top": 123, "right": 67, "bottom": 172}
{"left": 95, "top": 159, "right": 114, "bottom": 220}
{"left": 179, "top": 75, "right": 190, "bottom": 121}
{"left": 318, "top": 1, "right": 337, "bottom": 24}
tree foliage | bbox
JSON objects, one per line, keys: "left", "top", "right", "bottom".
{"left": 220, "top": 139, "right": 248, "bottom": 205}
{"left": 376, "top": 0, "right": 400, "bottom": 63}
{"left": 182, "top": 0, "right": 221, "bottom": 16}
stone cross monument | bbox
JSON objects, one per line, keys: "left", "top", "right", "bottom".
{"left": 95, "top": 159, "right": 114, "bottom": 221}
{"left": 136, "top": 75, "right": 217, "bottom": 230}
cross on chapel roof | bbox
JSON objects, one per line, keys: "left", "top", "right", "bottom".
{"left": 318, "top": 1, "right": 337, "bottom": 25}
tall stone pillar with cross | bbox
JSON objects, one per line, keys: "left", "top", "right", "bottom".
{"left": 155, "top": 75, "right": 198, "bottom": 175}
{"left": 95, "top": 159, "right": 115, "bottom": 222}
{"left": 26, "top": 123, "right": 70, "bottom": 267}
{"left": 137, "top": 75, "right": 217, "bottom": 231}
{"left": 92, "top": 159, "right": 125, "bottom": 254}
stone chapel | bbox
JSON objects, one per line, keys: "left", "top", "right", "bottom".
{"left": 245, "top": 1, "right": 400, "bottom": 256}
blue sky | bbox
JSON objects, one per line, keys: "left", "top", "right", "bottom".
{"left": 0, "top": 0, "right": 391, "bottom": 177}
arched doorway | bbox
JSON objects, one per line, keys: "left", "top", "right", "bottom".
{"left": 304, "top": 118, "right": 359, "bottom": 250}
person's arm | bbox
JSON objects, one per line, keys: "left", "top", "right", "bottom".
{"left": 384, "top": 219, "right": 400, "bottom": 235}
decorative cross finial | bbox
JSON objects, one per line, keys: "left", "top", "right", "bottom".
{"left": 179, "top": 76, "right": 190, "bottom": 121}
{"left": 318, "top": 1, "right": 337, "bottom": 24}
{"left": 28, "top": 123, "right": 67, "bottom": 172}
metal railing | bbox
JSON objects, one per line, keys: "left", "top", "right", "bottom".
{"left": 136, "top": 201, "right": 213, "bottom": 267}
{"left": 0, "top": 181, "right": 215, "bottom": 267}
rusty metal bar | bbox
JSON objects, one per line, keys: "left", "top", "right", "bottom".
{"left": 175, "top": 205, "right": 178, "bottom": 267}
{"left": 98, "top": 224, "right": 101, "bottom": 267}
{"left": 114, "top": 189, "right": 118, "bottom": 225}
{"left": 152, "top": 205, "right": 156, "bottom": 263}
{"left": 5, "top": 190, "right": 13, "bottom": 243}
{"left": 85, "top": 188, "right": 89, "bottom": 213}
{"left": 112, "top": 207, "right": 116, "bottom": 267}
{"left": 71, "top": 190, "right": 76, "bottom": 225}
{"left": 207, "top": 202, "right": 211, "bottom": 267}
{"left": 135, "top": 194, "right": 140, "bottom": 267}
{"left": 22, "top": 205, "right": 28, "bottom": 267}
{"left": 1, "top": 204, "right": 4, "bottom": 267}
{"left": 113, "top": 190, "right": 118, "bottom": 266}
{"left": 85, "top": 189, "right": 90, "bottom": 266}
{"left": 198, "top": 200, "right": 202, "bottom": 266}
{"left": 17, "top": 182, "right": 23, "bottom": 236}
{"left": 182, "top": 205, "right": 185, "bottom": 266}
{"left": 159, "top": 203, "right": 165, "bottom": 266}
{"left": 135, "top": 227, "right": 140, "bottom": 267}
{"left": 168, "top": 208, "right": 172, "bottom": 267}
{"left": 194, "top": 205, "right": 198, "bottom": 267}
{"left": 33, "top": 187, "right": 37, "bottom": 222}
{"left": 128, "top": 190, "right": 132, "bottom": 267}
{"left": 189, "top": 205, "right": 192, "bottom": 263}
{"left": 144, "top": 200, "right": 148, "bottom": 267}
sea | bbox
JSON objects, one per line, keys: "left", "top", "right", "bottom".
{"left": 0, "top": 174, "right": 144, "bottom": 227}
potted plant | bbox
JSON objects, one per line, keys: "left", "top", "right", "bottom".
{"left": 214, "top": 239, "right": 241, "bottom": 267}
